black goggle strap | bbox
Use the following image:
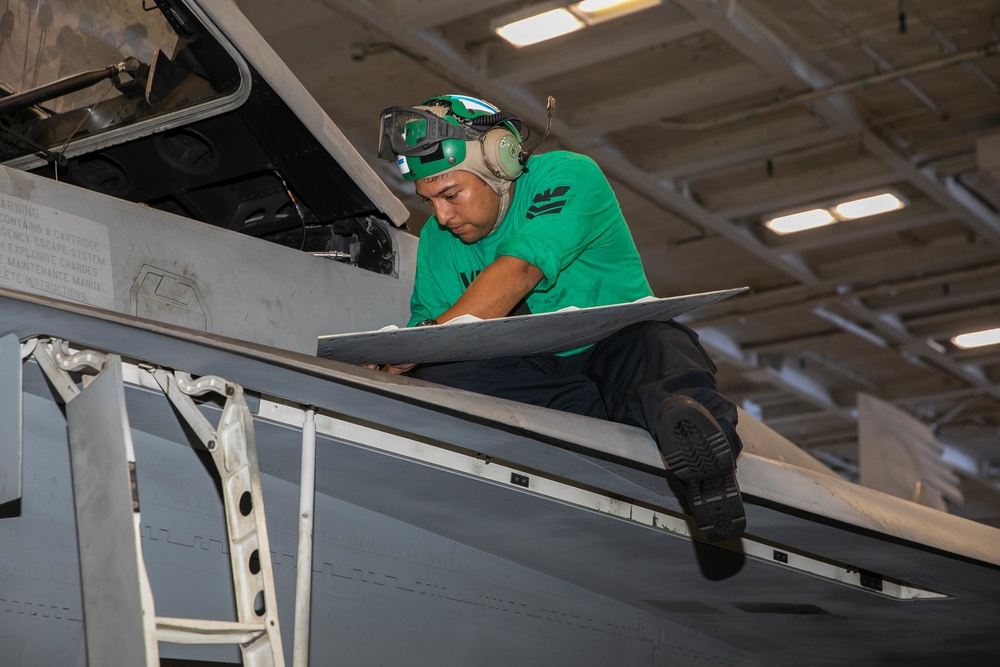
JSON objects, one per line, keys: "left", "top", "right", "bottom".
{"left": 377, "top": 106, "right": 481, "bottom": 160}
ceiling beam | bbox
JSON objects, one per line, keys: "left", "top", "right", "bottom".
{"left": 814, "top": 235, "right": 998, "bottom": 285}
{"left": 707, "top": 155, "right": 896, "bottom": 219}
{"left": 386, "top": 0, "right": 512, "bottom": 30}
{"left": 861, "top": 265, "right": 1000, "bottom": 315}
{"left": 697, "top": 327, "right": 855, "bottom": 421}
{"left": 692, "top": 262, "right": 1000, "bottom": 330}
{"left": 570, "top": 62, "right": 772, "bottom": 135}
{"left": 642, "top": 114, "right": 843, "bottom": 178}
{"left": 903, "top": 303, "right": 1000, "bottom": 336}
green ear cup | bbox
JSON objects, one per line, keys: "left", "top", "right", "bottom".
{"left": 483, "top": 127, "right": 523, "bottom": 180}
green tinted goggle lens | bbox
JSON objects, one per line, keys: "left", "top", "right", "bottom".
{"left": 377, "top": 107, "right": 477, "bottom": 160}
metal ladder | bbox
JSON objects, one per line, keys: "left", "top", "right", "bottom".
{"left": 29, "top": 337, "right": 285, "bottom": 667}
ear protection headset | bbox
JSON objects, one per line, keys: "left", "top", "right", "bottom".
{"left": 381, "top": 95, "right": 528, "bottom": 185}
{"left": 468, "top": 110, "right": 525, "bottom": 180}
{"left": 472, "top": 95, "right": 558, "bottom": 181}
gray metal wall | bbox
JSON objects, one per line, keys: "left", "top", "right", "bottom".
{"left": 0, "top": 166, "right": 416, "bottom": 355}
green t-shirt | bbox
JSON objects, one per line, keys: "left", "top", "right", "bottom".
{"left": 407, "top": 151, "right": 653, "bottom": 337}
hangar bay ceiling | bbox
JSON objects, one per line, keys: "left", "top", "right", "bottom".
{"left": 236, "top": 0, "right": 1000, "bottom": 511}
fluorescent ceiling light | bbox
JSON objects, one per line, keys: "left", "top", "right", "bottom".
{"left": 952, "top": 327, "right": 1000, "bottom": 349}
{"left": 573, "top": 0, "right": 662, "bottom": 23}
{"left": 764, "top": 191, "right": 906, "bottom": 235}
{"left": 577, "top": 0, "right": 637, "bottom": 9}
{"left": 494, "top": 0, "right": 660, "bottom": 47}
{"left": 494, "top": 8, "right": 584, "bottom": 47}
{"left": 833, "top": 193, "right": 904, "bottom": 220}
{"left": 764, "top": 208, "right": 835, "bottom": 235}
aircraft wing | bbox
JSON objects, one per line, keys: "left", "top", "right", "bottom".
{"left": 4, "top": 287, "right": 1000, "bottom": 666}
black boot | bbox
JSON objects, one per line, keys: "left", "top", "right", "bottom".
{"left": 656, "top": 395, "right": 746, "bottom": 541}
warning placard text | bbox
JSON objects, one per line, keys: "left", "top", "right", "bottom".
{"left": 0, "top": 194, "right": 114, "bottom": 309}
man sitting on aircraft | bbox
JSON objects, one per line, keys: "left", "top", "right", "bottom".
{"left": 376, "top": 93, "right": 746, "bottom": 542}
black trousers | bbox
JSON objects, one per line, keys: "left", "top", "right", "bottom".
{"left": 412, "top": 321, "right": 742, "bottom": 455}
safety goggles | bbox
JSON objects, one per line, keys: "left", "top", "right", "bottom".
{"left": 377, "top": 106, "right": 480, "bottom": 160}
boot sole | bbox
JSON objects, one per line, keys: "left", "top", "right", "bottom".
{"left": 659, "top": 405, "right": 746, "bottom": 542}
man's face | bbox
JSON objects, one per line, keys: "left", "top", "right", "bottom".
{"left": 415, "top": 171, "right": 502, "bottom": 244}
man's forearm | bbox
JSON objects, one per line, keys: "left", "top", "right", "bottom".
{"left": 437, "top": 255, "right": 543, "bottom": 322}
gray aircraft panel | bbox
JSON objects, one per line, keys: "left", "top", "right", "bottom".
{"left": 65, "top": 360, "right": 150, "bottom": 667}
{"left": 16, "top": 359, "right": 1000, "bottom": 666}
{"left": 0, "top": 334, "right": 21, "bottom": 504}
{"left": 0, "top": 167, "right": 416, "bottom": 355}
{"left": 139, "top": 437, "right": 728, "bottom": 667}
{"left": 11, "top": 372, "right": 764, "bottom": 667}
{"left": 5, "top": 291, "right": 1000, "bottom": 666}
{"left": 297, "top": 441, "right": 999, "bottom": 667}
{"left": 196, "top": 0, "right": 411, "bottom": 228}
{"left": 5, "top": 287, "right": 1000, "bottom": 567}
{"left": 2, "top": 391, "right": 87, "bottom": 667}
{"left": 3, "top": 286, "right": 673, "bottom": 487}
{"left": 207, "top": 397, "right": 1000, "bottom": 666}
{"left": 317, "top": 288, "right": 747, "bottom": 364}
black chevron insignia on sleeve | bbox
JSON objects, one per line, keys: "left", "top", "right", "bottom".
{"left": 527, "top": 185, "right": 570, "bottom": 219}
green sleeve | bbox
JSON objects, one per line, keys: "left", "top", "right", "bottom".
{"left": 495, "top": 154, "right": 623, "bottom": 290}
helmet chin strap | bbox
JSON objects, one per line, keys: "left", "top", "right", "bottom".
{"left": 486, "top": 181, "right": 512, "bottom": 238}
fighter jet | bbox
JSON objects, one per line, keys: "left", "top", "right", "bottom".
{"left": 1, "top": 1, "right": 998, "bottom": 666}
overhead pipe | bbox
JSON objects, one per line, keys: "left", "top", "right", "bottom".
{"left": 692, "top": 261, "right": 1000, "bottom": 330}
{"left": 655, "top": 41, "right": 1000, "bottom": 131}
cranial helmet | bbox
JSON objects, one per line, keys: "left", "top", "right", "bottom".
{"left": 377, "top": 94, "right": 525, "bottom": 191}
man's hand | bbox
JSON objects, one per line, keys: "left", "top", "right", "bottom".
{"left": 363, "top": 363, "right": 416, "bottom": 374}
